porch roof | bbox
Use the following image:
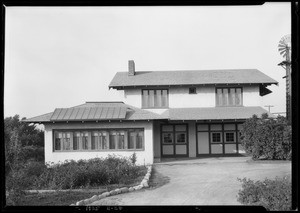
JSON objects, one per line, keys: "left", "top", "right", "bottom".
{"left": 161, "top": 106, "right": 274, "bottom": 120}
{"left": 23, "top": 102, "right": 166, "bottom": 123}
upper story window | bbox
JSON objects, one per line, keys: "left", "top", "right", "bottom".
{"left": 189, "top": 87, "right": 197, "bottom": 94}
{"left": 216, "top": 87, "right": 242, "bottom": 106}
{"left": 142, "top": 89, "right": 168, "bottom": 108}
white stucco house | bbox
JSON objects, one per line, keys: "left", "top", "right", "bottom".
{"left": 25, "top": 60, "right": 278, "bottom": 165}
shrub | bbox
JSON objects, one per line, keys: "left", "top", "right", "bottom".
{"left": 237, "top": 176, "right": 292, "bottom": 211}
{"left": 32, "top": 155, "right": 146, "bottom": 190}
{"left": 240, "top": 114, "right": 292, "bottom": 160}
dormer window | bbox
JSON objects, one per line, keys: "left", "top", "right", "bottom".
{"left": 142, "top": 89, "right": 168, "bottom": 108}
{"left": 189, "top": 87, "right": 197, "bottom": 94}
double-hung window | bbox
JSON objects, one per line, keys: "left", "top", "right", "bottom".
{"left": 142, "top": 89, "right": 168, "bottom": 108}
{"left": 216, "top": 88, "right": 242, "bottom": 106}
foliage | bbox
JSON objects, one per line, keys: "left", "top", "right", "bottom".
{"left": 5, "top": 115, "right": 44, "bottom": 174}
{"left": 30, "top": 155, "right": 145, "bottom": 190}
{"left": 237, "top": 176, "right": 292, "bottom": 211}
{"left": 240, "top": 113, "right": 292, "bottom": 160}
{"left": 130, "top": 152, "right": 137, "bottom": 165}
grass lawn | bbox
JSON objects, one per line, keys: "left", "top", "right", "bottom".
{"left": 7, "top": 167, "right": 147, "bottom": 206}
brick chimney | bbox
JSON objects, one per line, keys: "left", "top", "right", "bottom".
{"left": 128, "top": 60, "right": 135, "bottom": 76}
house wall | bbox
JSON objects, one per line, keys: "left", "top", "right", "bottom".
{"left": 243, "top": 85, "right": 261, "bottom": 106}
{"left": 44, "top": 121, "right": 154, "bottom": 165}
{"left": 122, "top": 85, "right": 261, "bottom": 110}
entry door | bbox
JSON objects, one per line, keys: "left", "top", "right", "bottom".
{"left": 161, "top": 124, "right": 188, "bottom": 157}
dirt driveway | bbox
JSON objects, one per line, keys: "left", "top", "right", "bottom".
{"left": 90, "top": 156, "right": 291, "bottom": 206}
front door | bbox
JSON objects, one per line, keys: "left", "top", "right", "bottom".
{"left": 161, "top": 124, "right": 188, "bottom": 157}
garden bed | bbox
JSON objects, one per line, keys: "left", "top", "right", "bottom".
{"left": 6, "top": 155, "right": 147, "bottom": 206}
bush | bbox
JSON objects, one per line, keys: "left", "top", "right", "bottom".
{"left": 240, "top": 114, "right": 292, "bottom": 160}
{"left": 32, "top": 155, "right": 146, "bottom": 190}
{"left": 237, "top": 176, "right": 292, "bottom": 211}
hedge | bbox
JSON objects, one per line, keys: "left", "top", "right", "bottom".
{"left": 240, "top": 114, "right": 292, "bottom": 160}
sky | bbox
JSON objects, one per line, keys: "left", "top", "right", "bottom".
{"left": 4, "top": 3, "right": 291, "bottom": 119}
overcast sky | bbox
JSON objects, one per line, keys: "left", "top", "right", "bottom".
{"left": 4, "top": 3, "right": 291, "bottom": 119}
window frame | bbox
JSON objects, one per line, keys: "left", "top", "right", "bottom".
{"left": 53, "top": 128, "right": 144, "bottom": 152}
{"left": 224, "top": 131, "right": 236, "bottom": 143}
{"left": 215, "top": 87, "right": 243, "bottom": 107}
{"left": 141, "top": 89, "right": 169, "bottom": 109}
{"left": 189, "top": 87, "right": 197, "bottom": 94}
{"left": 210, "top": 132, "right": 222, "bottom": 143}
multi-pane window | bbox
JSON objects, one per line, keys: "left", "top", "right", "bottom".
{"left": 216, "top": 88, "right": 242, "bottom": 106}
{"left": 54, "top": 129, "right": 143, "bottom": 151}
{"left": 142, "top": 89, "right": 168, "bottom": 108}
{"left": 211, "top": 132, "right": 222, "bottom": 143}
{"left": 225, "top": 132, "right": 236, "bottom": 143}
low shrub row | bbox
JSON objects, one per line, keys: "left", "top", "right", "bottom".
{"left": 6, "top": 154, "right": 146, "bottom": 192}
{"left": 237, "top": 176, "right": 292, "bottom": 211}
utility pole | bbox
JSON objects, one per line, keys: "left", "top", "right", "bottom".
{"left": 264, "top": 105, "right": 274, "bottom": 113}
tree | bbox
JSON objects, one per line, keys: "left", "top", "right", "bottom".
{"left": 5, "top": 115, "right": 45, "bottom": 174}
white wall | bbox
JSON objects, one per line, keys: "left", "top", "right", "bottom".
{"left": 44, "top": 121, "right": 154, "bottom": 165}
{"left": 122, "top": 85, "right": 263, "bottom": 110}
{"left": 169, "top": 87, "right": 215, "bottom": 108}
{"left": 243, "top": 85, "right": 261, "bottom": 106}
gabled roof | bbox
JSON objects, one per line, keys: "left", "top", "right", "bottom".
{"left": 161, "top": 106, "right": 274, "bottom": 120}
{"left": 23, "top": 102, "right": 166, "bottom": 123}
{"left": 109, "top": 69, "right": 278, "bottom": 89}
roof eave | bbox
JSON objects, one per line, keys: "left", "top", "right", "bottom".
{"left": 109, "top": 82, "right": 279, "bottom": 89}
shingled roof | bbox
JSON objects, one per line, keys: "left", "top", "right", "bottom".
{"left": 23, "top": 102, "right": 166, "bottom": 123}
{"left": 109, "top": 69, "right": 278, "bottom": 89}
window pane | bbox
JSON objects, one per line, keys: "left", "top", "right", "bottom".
{"left": 176, "top": 133, "right": 186, "bottom": 143}
{"left": 236, "top": 88, "right": 242, "bottom": 105}
{"left": 149, "top": 90, "right": 155, "bottom": 107}
{"left": 136, "top": 131, "right": 143, "bottom": 149}
{"left": 55, "top": 132, "right": 62, "bottom": 150}
{"left": 128, "top": 132, "right": 136, "bottom": 149}
{"left": 81, "top": 132, "right": 89, "bottom": 150}
{"left": 162, "top": 90, "right": 168, "bottom": 107}
{"left": 118, "top": 132, "right": 125, "bottom": 149}
{"left": 163, "top": 133, "right": 173, "bottom": 144}
{"left": 142, "top": 90, "right": 148, "bottom": 108}
{"left": 91, "top": 132, "right": 98, "bottom": 150}
{"left": 155, "top": 90, "right": 162, "bottom": 107}
{"left": 223, "top": 89, "right": 228, "bottom": 106}
{"left": 216, "top": 89, "right": 222, "bottom": 106}
{"left": 229, "top": 88, "right": 235, "bottom": 106}
{"left": 73, "top": 132, "right": 80, "bottom": 150}
{"left": 109, "top": 132, "right": 117, "bottom": 149}
{"left": 102, "top": 132, "right": 109, "bottom": 149}
{"left": 63, "top": 133, "right": 71, "bottom": 150}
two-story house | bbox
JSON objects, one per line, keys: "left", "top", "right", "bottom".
{"left": 24, "top": 60, "right": 278, "bottom": 165}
